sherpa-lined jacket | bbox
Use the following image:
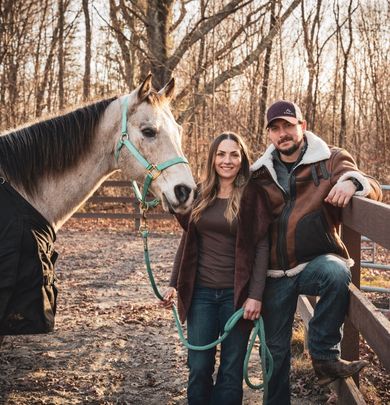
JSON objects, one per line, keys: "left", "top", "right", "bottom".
{"left": 251, "top": 131, "right": 382, "bottom": 274}
{"left": 171, "top": 180, "right": 271, "bottom": 323}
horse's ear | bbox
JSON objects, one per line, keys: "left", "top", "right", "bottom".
{"left": 138, "top": 73, "right": 153, "bottom": 100}
{"left": 159, "top": 77, "right": 175, "bottom": 102}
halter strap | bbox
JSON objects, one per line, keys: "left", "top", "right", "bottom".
{"left": 114, "top": 96, "right": 189, "bottom": 209}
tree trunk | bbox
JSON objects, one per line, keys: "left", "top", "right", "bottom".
{"left": 146, "top": 0, "right": 174, "bottom": 89}
{"left": 301, "top": 0, "right": 322, "bottom": 129}
{"left": 109, "top": 0, "right": 135, "bottom": 90}
{"left": 258, "top": 1, "right": 277, "bottom": 144}
{"left": 35, "top": 25, "right": 59, "bottom": 117}
{"left": 58, "top": 0, "right": 65, "bottom": 109}
{"left": 338, "top": 0, "right": 354, "bottom": 148}
{"left": 82, "top": 0, "right": 91, "bottom": 101}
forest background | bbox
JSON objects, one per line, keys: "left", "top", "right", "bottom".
{"left": 0, "top": 0, "right": 388, "bottom": 184}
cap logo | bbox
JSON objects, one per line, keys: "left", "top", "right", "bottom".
{"left": 284, "top": 108, "right": 294, "bottom": 116}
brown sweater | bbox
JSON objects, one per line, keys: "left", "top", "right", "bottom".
{"left": 169, "top": 180, "right": 271, "bottom": 323}
{"left": 170, "top": 198, "right": 269, "bottom": 301}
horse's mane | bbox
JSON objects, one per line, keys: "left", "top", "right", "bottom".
{"left": 0, "top": 97, "right": 117, "bottom": 196}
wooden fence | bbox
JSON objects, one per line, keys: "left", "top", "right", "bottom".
{"left": 298, "top": 196, "right": 390, "bottom": 404}
{"left": 74, "top": 181, "right": 390, "bottom": 403}
{"left": 72, "top": 180, "right": 173, "bottom": 226}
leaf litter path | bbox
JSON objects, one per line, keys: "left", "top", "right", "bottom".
{"left": 0, "top": 226, "right": 321, "bottom": 404}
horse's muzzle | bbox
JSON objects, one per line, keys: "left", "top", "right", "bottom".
{"left": 174, "top": 184, "right": 192, "bottom": 205}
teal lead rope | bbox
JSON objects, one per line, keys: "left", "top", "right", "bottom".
{"left": 114, "top": 96, "right": 273, "bottom": 401}
{"left": 139, "top": 218, "right": 274, "bottom": 403}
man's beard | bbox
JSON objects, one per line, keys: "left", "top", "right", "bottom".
{"left": 277, "top": 136, "right": 303, "bottom": 157}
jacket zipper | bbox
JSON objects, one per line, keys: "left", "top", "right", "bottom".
{"left": 261, "top": 165, "right": 296, "bottom": 270}
{"left": 276, "top": 171, "right": 297, "bottom": 270}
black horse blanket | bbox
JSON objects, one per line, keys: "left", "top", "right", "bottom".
{"left": 0, "top": 178, "right": 58, "bottom": 335}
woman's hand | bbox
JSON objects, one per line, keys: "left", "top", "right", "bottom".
{"left": 159, "top": 287, "right": 176, "bottom": 309}
{"left": 242, "top": 298, "right": 262, "bottom": 321}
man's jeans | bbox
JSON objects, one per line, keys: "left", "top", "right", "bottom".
{"left": 262, "top": 254, "right": 351, "bottom": 405}
{"left": 186, "top": 286, "right": 251, "bottom": 405}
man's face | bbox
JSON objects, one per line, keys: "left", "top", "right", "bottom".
{"left": 267, "top": 119, "right": 306, "bottom": 157}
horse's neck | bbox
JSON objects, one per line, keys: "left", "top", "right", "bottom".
{"left": 21, "top": 104, "right": 122, "bottom": 232}
{"left": 25, "top": 151, "right": 117, "bottom": 232}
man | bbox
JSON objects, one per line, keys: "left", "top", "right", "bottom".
{"left": 251, "top": 100, "right": 382, "bottom": 404}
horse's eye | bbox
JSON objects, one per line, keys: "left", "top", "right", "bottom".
{"left": 141, "top": 128, "right": 156, "bottom": 138}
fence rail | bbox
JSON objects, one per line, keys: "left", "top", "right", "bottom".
{"left": 72, "top": 180, "right": 173, "bottom": 225}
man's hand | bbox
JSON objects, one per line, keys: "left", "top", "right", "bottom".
{"left": 324, "top": 180, "right": 356, "bottom": 207}
{"left": 242, "top": 298, "right": 262, "bottom": 321}
{"left": 159, "top": 287, "right": 176, "bottom": 309}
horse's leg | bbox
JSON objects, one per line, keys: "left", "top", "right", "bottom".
{"left": 0, "top": 336, "right": 3, "bottom": 347}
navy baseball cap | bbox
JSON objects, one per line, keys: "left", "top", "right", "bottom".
{"left": 266, "top": 100, "right": 303, "bottom": 127}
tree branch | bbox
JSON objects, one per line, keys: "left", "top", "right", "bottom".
{"left": 177, "top": 0, "right": 303, "bottom": 123}
{"left": 167, "top": 0, "right": 253, "bottom": 72}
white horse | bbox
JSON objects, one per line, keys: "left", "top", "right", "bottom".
{"left": 0, "top": 75, "right": 196, "bottom": 337}
{"left": 0, "top": 75, "right": 195, "bottom": 230}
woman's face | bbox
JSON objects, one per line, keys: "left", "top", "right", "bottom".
{"left": 214, "top": 139, "right": 242, "bottom": 182}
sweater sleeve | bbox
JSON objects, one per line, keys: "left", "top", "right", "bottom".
{"left": 169, "top": 231, "right": 186, "bottom": 288}
{"left": 247, "top": 234, "right": 269, "bottom": 301}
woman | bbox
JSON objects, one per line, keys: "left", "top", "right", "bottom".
{"left": 162, "top": 132, "right": 270, "bottom": 405}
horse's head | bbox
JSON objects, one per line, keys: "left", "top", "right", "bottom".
{"left": 115, "top": 75, "right": 196, "bottom": 214}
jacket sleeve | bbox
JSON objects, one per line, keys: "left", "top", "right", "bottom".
{"left": 330, "top": 148, "right": 383, "bottom": 201}
{"left": 169, "top": 231, "right": 186, "bottom": 288}
{"left": 247, "top": 234, "right": 269, "bottom": 301}
{"left": 239, "top": 180, "right": 271, "bottom": 302}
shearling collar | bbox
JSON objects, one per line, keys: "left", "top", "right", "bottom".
{"left": 251, "top": 131, "right": 331, "bottom": 183}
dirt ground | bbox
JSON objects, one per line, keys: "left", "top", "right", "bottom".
{"left": 0, "top": 221, "right": 388, "bottom": 404}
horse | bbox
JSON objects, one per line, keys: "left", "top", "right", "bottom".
{"left": 0, "top": 75, "right": 196, "bottom": 338}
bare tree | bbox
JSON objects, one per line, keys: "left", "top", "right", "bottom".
{"left": 331, "top": 25, "right": 341, "bottom": 146}
{"left": 108, "top": 0, "right": 137, "bottom": 89}
{"left": 258, "top": 0, "right": 277, "bottom": 142}
{"left": 301, "top": 0, "right": 322, "bottom": 129}
{"left": 178, "top": 0, "right": 303, "bottom": 123}
{"left": 1, "top": 0, "right": 387, "bottom": 184}
{"left": 35, "top": 20, "right": 60, "bottom": 117}
{"left": 82, "top": 0, "right": 91, "bottom": 101}
{"left": 58, "top": 0, "right": 65, "bottom": 109}
{"left": 0, "top": 1, "right": 36, "bottom": 127}
{"left": 356, "top": 2, "right": 389, "bottom": 178}
{"left": 335, "top": 0, "right": 357, "bottom": 147}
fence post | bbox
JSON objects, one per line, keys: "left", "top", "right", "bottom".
{"left": 341, "top": 224, "right": 361, "bottom": 386}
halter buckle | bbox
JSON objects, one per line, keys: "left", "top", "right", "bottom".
{"left": 147, "top": 165, "right": 162, "bottom": 180}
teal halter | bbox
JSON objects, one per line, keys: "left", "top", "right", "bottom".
{"left": 114, "top": 96, "right": 189, "bottom": 209}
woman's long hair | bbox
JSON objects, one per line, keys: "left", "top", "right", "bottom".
{"left": 192, "top": 132, "right": 250, "bottom": 225}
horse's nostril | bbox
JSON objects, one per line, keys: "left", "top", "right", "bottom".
{"left": 174, "top": 184, "right": 192, "bottom": 204}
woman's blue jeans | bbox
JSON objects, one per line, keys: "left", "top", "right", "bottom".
{"left": 186, "top": 286, "right": 251, "bottom": 405}
{"left": 262, "top": 254, "right": 351, "bottom": 405}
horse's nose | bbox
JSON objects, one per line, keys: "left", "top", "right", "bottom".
{"left": 174, "top": 184, "right": 192, "bottom": 204}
